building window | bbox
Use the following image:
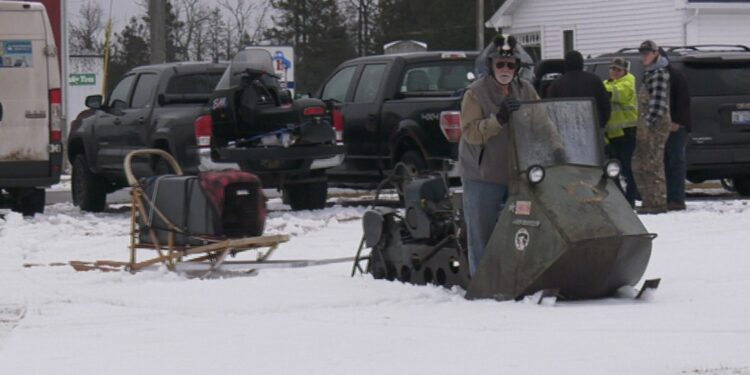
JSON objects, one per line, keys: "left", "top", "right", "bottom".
{"left": 563, "top": 30, "right": 575, "bottom": 55}
{"left": 515, "top": 31, "right": 541, "bottom": 62}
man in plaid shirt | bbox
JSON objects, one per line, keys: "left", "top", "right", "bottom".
{"left": 632, "top": 40, "right": 672, "bottom": 214}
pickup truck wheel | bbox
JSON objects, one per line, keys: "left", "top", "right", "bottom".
{"left": 286, "top": 180, "right": 328, "bottom": 211}
{"left": 152, "top": 156, "right": 174, "bottom": 176}
{"left": 399, "top": 150, "right": 427, "bottom": 174}
{"left": 11, "top": 188, "right": 45, "bottom": 216}
{"left": 395, "top": 150, "right": 427, "bottom": 200}
{"left": 732, "top": 176, "right": 750, "bottom": 196}
{"left": 72, "top": 155, "right": 107, "bottom": 212}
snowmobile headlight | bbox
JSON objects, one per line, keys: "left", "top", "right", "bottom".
{"left": 527, "top": 165, "right": 545, "bottom": 184}
{"left": 605, "top": 159, "right": 621, "bottom": 179}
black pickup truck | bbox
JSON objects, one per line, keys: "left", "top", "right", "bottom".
{"left": 316, "top": 51, "right": 478, "bottom": 187}
{"left": 68, "top": 54, "right": 343, "bottom": 212}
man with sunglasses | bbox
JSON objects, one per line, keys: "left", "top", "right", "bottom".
{"left": 632, "top": 40, "right": 672, "bottom": 214}
{"left": 459, "top": 35, "right": 540, "bottom": 276}
{"left": 603, "top": 57, "right": 639, "bottom": 207}
{"left": 548, "top": 50, "right": 611, "bottom": 129}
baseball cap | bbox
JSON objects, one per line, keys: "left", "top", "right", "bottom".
{"left": 638, "top": 40, "right": 658, "bottom": 53}
{"left": 610, "top": 57, "right": 629, "bottom": 71}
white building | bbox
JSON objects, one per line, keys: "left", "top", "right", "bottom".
{"left": 486, "top": 0, "right": 750, "bottom": 60}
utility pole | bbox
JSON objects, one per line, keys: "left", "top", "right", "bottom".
{"left": 149, "top": 0, "right": 166, "bottom": 64}
{"left": 476, "top": 0, "right": 485, "bottom": 50}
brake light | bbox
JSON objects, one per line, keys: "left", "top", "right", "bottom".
{"left": 49, "top": 88, "right": 62, "bottom": 143}
{"left": 332, "top": 109, "right": 344, "bottom": 143}
{"left": 439, "top": 111, "right": 462, "bottom": 142}
{"left": 303, "top": 106, "right": 326, "bottom": 116}
{"left": 194, "top": 115, "right": 213, "bottom": 148}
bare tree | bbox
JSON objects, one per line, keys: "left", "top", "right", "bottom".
{"left": 69, "top": 0, "right": 105, "bottom": 54}
{"left": 172, "top": 0, "right": 212, "bottom": 60}
{"left": 219, "top": 0, "right": 271, "bottom": 53}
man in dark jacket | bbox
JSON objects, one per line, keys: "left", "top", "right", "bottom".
{"left": 661, "top": 49, "right": 691, "bottom": 211}
{"left": 548, "top": 50, "right": 611, "bottom": 128}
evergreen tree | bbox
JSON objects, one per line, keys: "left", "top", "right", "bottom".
{"left": 373, "top": 0, "right": 502, "bottom": 53}
{"left": 205, "top": 7, "right": 228, "bottom": 63}
{"left": 107, "top": 16, "right": 149, "bottom": 91}
{"left": 343, "top": 0, "right": 379, "bottom": 56}
{"left": 266, "top": 0, "right": 356, "bottom": 93}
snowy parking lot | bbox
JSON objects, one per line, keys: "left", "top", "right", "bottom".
{"left": 1, "top": 191, "right": 749, "bottom": 374}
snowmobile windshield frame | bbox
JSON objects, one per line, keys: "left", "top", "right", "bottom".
{"left": 510, "top": 98, "right": 604, "bottom": 170}
{"left": 215, "top": 49, "right": 277, "bottom": 90}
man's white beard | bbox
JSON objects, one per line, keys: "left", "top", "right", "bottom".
{"left": 496, "top": 73, "right": 514, "bottom": 85}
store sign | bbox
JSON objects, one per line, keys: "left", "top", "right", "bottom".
{"left": 69, "top": 73, "right": 96, "bottom": 86}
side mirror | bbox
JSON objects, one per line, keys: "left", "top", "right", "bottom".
{"left": 85, "top": 95, "right": 103, "bottom": 110}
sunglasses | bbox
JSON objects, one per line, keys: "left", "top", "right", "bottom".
{"left": 609, "top": 66, "right": 624, "bottom": 71}
{"left": 494, "top": 61, "right": 517, "bottom": 70}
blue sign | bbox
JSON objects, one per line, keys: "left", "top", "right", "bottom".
{"left": 0, "top": 40, "right": 33, "bottom": 68}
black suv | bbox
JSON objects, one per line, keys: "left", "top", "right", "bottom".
{"left": 584, "top": 45, "right": 750, "bottom": 195}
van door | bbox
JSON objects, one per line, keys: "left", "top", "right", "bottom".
{"left": 0, "top": 9, "right": 50, "bottom": 177}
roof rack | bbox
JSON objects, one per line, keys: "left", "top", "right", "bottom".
{"left": 616, "top": 45, "right": 750, "bottom": 54}
{"left": 667, "top": 44, "right": 750, "bottom": 52}
{"left": 615, "top": 47, "right": 681, "bottom": 54}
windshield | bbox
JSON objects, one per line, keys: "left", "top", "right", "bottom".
{"left": 511, "top": 99, "right": 603, "bottom": 170}
{"left": 216, "top": 49, "right": 276, "bottom": 89}
{"left": 399, "top": 61, "right": 474, "bottom": 94}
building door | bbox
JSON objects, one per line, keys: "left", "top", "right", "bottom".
{"left": 563, "top": 30, "right": 575, "bottom": 55}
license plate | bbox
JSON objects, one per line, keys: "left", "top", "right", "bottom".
{"left": 732, "top": 110, "right": 750, "bottom": 125}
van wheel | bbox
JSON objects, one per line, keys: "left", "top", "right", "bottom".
{"left": 286, "top": 180, "right": 328, "bottom": 211}
{"left": 72, "top": 155, "right": 107, "bottom": 212}
{"left": 732, "top": 176, "right": 750, "bottom": 196}
{"left": 11, "top": 188, "right": 45, "bottom": 216}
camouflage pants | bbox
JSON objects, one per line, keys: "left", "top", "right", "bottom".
{"left": 632, "top": 121, "right": 671, "bottom": 209}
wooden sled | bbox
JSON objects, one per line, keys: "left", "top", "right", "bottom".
{"left": 71, "top": 149, "right": 290, "bottom": 277}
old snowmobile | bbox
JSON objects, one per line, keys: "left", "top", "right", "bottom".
{"left": 354, "top": 98, "right": 659, "bottom": 301}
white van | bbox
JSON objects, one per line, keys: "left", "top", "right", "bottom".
{"left": 0, "top": 1, "right": 62, "bottom": 216}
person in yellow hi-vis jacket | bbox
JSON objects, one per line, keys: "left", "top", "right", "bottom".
{"left": 603, "top": 57, "right": 639, "bottom": 207}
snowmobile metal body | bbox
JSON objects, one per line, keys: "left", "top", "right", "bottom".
{"left": 358, "top": 99, "right": 656, "bottom": 300}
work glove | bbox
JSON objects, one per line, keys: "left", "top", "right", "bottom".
{"left": 496, "top": 98, "right": 521, "bottom": 124}
{"left": 480, "top": 119, "right": 502, "bottom": 138}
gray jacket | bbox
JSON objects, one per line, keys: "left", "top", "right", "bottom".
{"left": 459, "top": 76, "right": 539, "bottom": 185}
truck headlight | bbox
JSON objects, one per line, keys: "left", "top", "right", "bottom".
{"left": 527, "top": 165, "right": 545, "bottom": 184}
{"left": 605, "top": 159, "right": 621, "bottom": 179}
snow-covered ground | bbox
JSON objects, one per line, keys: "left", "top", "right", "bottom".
{"left": 1, "top": 197, "right": 749, "bottom": 374}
